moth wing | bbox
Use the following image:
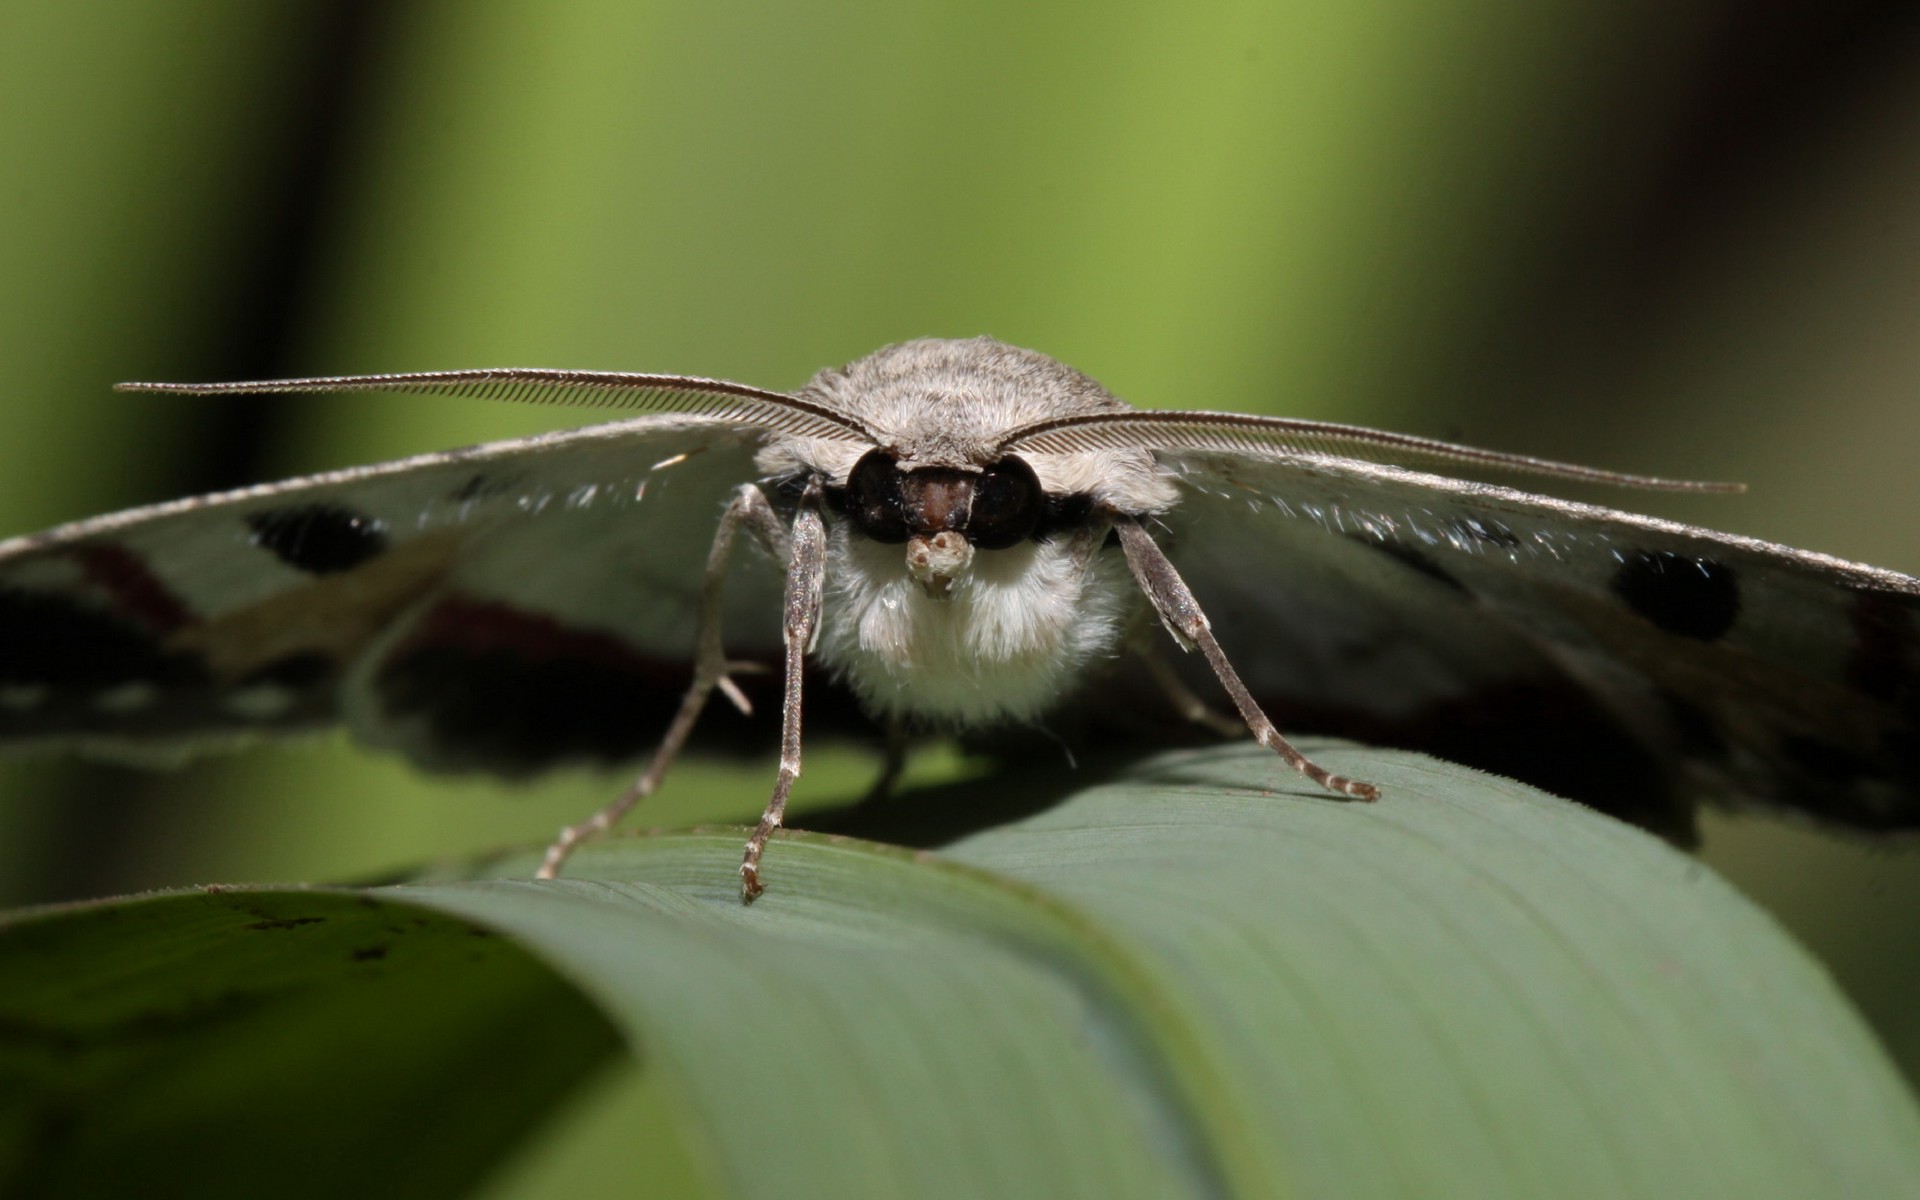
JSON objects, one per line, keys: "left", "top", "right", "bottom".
{"left": 1152, "top": 450, "right": 1920, "bottom": 837}
{"left": 0, "top": 416, "right": 788, "bottom": 771}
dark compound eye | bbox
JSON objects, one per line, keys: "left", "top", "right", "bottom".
{"left": 845, "top": 450, "right": 909, "bottom": 544}
{"left": 966, "top": 456, "right": 1042, "bottom": 550}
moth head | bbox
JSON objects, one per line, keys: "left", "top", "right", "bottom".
{"left": 841, "top": 448, "right": 1045, "bottom": 597}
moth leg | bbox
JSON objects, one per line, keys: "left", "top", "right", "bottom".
{"left": 1133, "top": 636, "right": 1245, "bottom": 738}
{"left": 535, "top": 483, "right": 790, "bottom": 879}
{"left": 741, "top": 485, "right": 828, "bottom": 902}
{"left": 1115, "top": 519, "right": 1379, "bottom": 801}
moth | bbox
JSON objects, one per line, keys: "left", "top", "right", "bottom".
{"left": 4, "top": 337, "right": 1916, "bottom": 899}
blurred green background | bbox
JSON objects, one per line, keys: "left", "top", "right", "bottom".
{"left": 3, "top": 2, "right": 1917, "bottom": 1194}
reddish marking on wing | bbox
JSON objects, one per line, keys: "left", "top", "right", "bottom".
{"left": 73, "top": 543, "right": 194, "bottom": 633}
{"left": 397, "top": 595, "right": 661, "bottom": 668}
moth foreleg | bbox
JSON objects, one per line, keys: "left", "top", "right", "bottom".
{"left": 861, "top": 717, "right": 911, "bottom": 804}
{"left": 1115, "top": 519, "right": 1379, "bottom": 801}
{"left": 535, "top": 483, "right": 790, "bottom": 879}
{"left": 739, "top": 482, "right": 828, "bottom": 902}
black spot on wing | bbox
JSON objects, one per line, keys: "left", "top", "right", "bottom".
{"left": 247, "top": 504, "right": 389, "bottom": 575}
{"left": 1349, "top": 535, "right": 1466, "bottom": 593}
{"left": 1610, "top": 549, "right": 1739, "bottom": 641}
{"left": 0, "top": 589, "right": 205, "bottom": 687}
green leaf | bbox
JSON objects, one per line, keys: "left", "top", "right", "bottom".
{"left": 0, "top": 888, "right": 622, "bottom": 1199}
{"left": 3, "top": 744, "right": 1917, "bottom": 1199}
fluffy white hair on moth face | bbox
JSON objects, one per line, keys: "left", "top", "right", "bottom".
{"left": 815, "top": 529, "right": 1140, "bottom": 726}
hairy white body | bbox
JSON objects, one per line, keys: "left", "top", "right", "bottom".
{"left": 816, "top": 521, "right": 1139, "bottom": 725}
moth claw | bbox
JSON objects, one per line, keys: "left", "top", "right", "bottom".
{"left": 717, "top": 675, "right": 753, "bottom": 716}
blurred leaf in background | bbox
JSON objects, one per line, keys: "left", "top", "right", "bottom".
{"left": 1, "top": 0, "right": 1917, "bottom": 1192}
